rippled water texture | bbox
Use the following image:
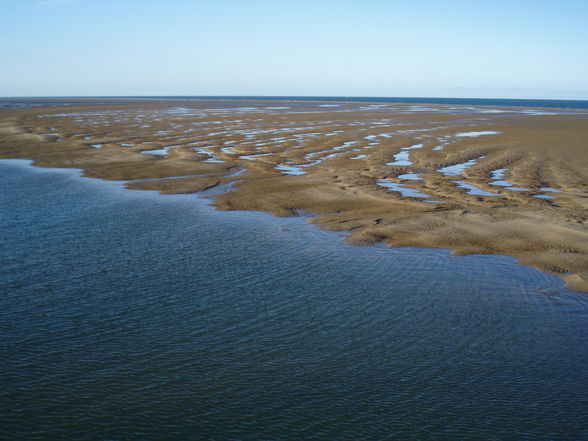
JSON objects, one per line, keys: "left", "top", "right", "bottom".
{"left": 1, "top": 160, "right": 588, "bottom": 441}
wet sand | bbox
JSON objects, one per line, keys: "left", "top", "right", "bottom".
{"left": 1, "top": 98, "right": 587, "bottom": 291}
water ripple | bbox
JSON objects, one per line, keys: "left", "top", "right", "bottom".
{"left": 1, "top": 160, "right": 588, "bottom": 441}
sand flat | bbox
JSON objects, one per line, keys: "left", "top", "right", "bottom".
{"left": 1, "top": 98, "right": 587, "bottom": 291}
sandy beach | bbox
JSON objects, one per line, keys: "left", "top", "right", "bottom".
{"left": 1, "top": 98, "right": 587, "bottom": 291}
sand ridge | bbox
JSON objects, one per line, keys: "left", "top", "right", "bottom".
{"left": 1, "top": 98, "right": 587, "bottom": 291}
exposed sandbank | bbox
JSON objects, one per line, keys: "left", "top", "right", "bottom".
{"left": 1, "top": 99, "right": 587, "bottom": 291}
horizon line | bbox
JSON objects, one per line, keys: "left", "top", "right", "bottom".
{"left": 2, "top": 95, "right": 588, "bottom": 102}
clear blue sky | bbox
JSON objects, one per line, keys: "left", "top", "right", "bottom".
{"left": 1, "top": 0, "right": 587, "bottom": 99}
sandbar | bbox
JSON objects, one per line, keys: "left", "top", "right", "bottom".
{"left": 1, "top": 98, "right": 587, "bottom": 291}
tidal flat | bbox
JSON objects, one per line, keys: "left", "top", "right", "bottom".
{"left": 1, "top": 98, "right": 587, "bottom": 290}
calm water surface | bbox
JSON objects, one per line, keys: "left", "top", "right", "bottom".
{"left": 2, "top": 96, "right": 588, "bottom": 109}
{"left": 1, "top": 160, "right": 588, "bottom": 440}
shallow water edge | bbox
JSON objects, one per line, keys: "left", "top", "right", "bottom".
{"left": 0, "top": 157, "right": 578, "bottom": 293}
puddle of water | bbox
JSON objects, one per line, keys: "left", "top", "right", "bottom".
{"left": 141, "top": 145, "right": 182, "bottom": 156}
{"left": 120, "top": 143, "right": 134, "bottom": 147}
{"left": 452, "top": 181, "right": 499, "bottom": 196}
{"left": 364, "top": 135, "right": 380, "bottom": 141}
{"left": 290, "top": 140, "right": 363, "bottom": 169}
{"left": 387, "top": 151, "right": 411, "bottom": 166}
{"left": 505, "top": 186, "right": 529, "bottom": 191}
{"left": 275, "top": 165, "right": 306, "bottom": 176}
{"left": 360, "top": 104, "right": 388, "bottom": 111}
{"left": 377, "top": 179, "right": 430, "bottom": 198}
{"left": 540, "top": 187, "right": 561, "bottom": 193}
{"left": 490, "top": 180, "right": 529, "bottom": 191}
{"left": 193, "top": 147, "right": 225, "bottom": 163}
{"left": 477, "top": 109, "right": 509, "bottom": 114}
{"left": 141, "top": 149, "right": 167, "bottom": 156}
{"left": 220, "top": 147, "right": 236, "bottom": 155}
{"left": 438, "top": 157, "right": 483, "bottom": 176}
{"left": 488, "top": 169, "right": 529, "bottom": 191}
{"left": 239, "top": 153, "right": 273, "bottom": 161}
{"left": 387, "top": 144, "right": 423, "bottom": 166}
{"left": 305, "top": 141, "right": 360, "bottom": 160}
{"left": 91, "top": 144, "right": 103, "bottom": 149}
{"left": 405, "top": 106, "right": 441, "bottom": 112}
{"left": 455, "top": 131, "right": 501, "bottom": 137}
{"left": 533, "top": 187, "right": 560, "bottom": 200}
{"left": 490, "top": 168, "right": 507, "bottom": 179}
{"left": 523, "top": 111, "right": 558, "bottom": 116}
{"left": 141, "top": 145, "right": 181, "bottom": 156}
{"left": 398, "top": 173, "right": 421, "bottom": 181}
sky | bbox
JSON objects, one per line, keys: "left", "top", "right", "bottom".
{"left": 1, "top": 0, "right": 587, "bottom": 99}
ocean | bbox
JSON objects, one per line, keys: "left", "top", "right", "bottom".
{"left": 2, "top": 96, "right": 588, "bottom": 110}
{"left": 1, "top": 159, "right": 588, "bottom": 440}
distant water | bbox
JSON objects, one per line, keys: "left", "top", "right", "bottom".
{"left": 2, "top": 96, "right": 588, "bottom": 109}
{"left": 165, "top": 96, "right": 588, "bottom": 109}
{"left": 1, "top": 160, "right": 588, "bottom": 441}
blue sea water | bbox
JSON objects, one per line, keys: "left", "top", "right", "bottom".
{"left": 1, "top": 159, "right": 588, "bottom": 441}
{"left": 2, "top": 96, "right": 588, "bottom": 109}
{"left": 167, "top": 96, "right": 588, "bottom": 109}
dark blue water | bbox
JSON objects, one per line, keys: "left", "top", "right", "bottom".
{"left": 1, "top": 160, "right": 588, "bottom": 441}
{"left": 2, "top": 96, "right": 588, "bottom": 109}
{"left": 161, "top": 96, "right": 588, "bottom": 109}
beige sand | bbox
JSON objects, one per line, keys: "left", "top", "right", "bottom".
{"left": 1, "top": 99, "right": 587, "bottom": 291}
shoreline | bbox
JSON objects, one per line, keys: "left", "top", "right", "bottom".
{"left": 1, "top": 98, "right": 587, "bottom": 292}
{"left": 0, "top": 157, "right": 575, "bottom": 295}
